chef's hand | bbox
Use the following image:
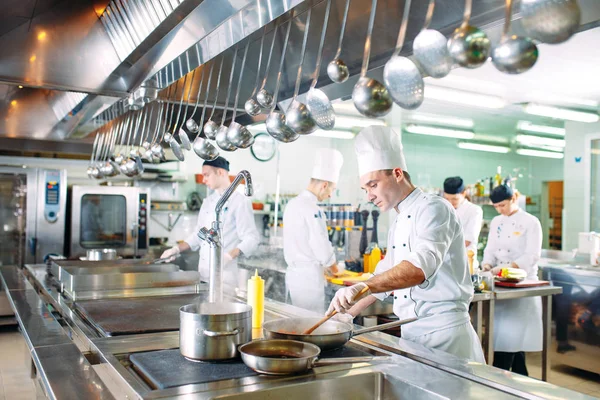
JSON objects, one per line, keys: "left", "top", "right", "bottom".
{"left": 331, "top": 312, "right": 354, "bottom": 324}
{"left": 492, "top": 263, "right": 512, "bottom": 275}
{"left": 481, "top": 264, "right": 492, "bottom": 272}
{"left": 160, "top": 246, "right": 180, "bottom": 262}
{"left": 223, "top": 252, "right": 234, "bottom": 265}
{"left": 326, "top": 282, "right": 371, "bottom": 316}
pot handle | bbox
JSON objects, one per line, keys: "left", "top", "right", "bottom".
{"left": 352, "top": 317, "right": 417, "bottom": 336}
{"left": 313, "top": 356, "right": 391, "bottom": 367}
{"left": 198, "top": 328, "right": 240, "bottom": 337}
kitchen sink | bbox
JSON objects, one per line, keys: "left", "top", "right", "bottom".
{"left": 213, "top": 372, "right": 448, "bottom": 400}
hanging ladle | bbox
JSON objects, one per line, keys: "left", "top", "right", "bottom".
{"left": 413, "top": 0, "right": 452, "bottom": 79}
{"left": 326, "top": 0, "right": 351, "bottom": 83}
{"left": 185, "top": 47, "right": 204, "bottom": 133}
{"left": 447, "top": 0, "right": 491, "bottom": 69}
{"left": 87, "top": 133, "right": 101, "bottom": 179}
{"left": 163, "top": 66, "right": 186, "bottom": 161}
{"left": 176, "top": 54, "right": 193, "bottom": 151}
{"left": 256, "top": 22, "right": 281, "bottom": 110}
{"left": 285, "top": 8, "right": 317, "bottom": 136}
{"left": 306, "top": 0, "right": 335, "bottom": 130}
{"left": 244, "top": 26, "right": 268, "bottom": 116}
{"left": 192, "top": 62, "right": 219, "bottom": 160}
{"left": 265, "top": 19, "right": 299, "bottom": 143}
{"left": 215, "top": 48, "right": 239, "bottom": 152}
{"left": 383, "top": 0, "right": 424, "bottom": 110}
{"left": 491, "top": 0, "right": 538, "bottom": 74}
{"left": 352, "top": 0, "right": 392, "bottom": 117}
{"left": 203, "top": 55, "right": 225, "bottom": 140}
{"left": 227, "top": 41, "right": 254, "bottom": 149}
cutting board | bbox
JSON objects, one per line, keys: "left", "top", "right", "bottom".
{"left": 495, "top": 279, "right": 550, "bottom": 288}
{"left": 326, "top": 271, "right": 372, "bottom": 286}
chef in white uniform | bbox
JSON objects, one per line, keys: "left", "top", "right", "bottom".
{"left": 482, "top": 183, "right": 542, "bottom": 376}
{"left": 283, "top": 148, "right": 344, "bottom": 313}
{"left": 161, "top": 157, "right": 260, "bottom": 291}
{"left": 326, "top": 126, "right": 485, "bottom": 363}
{"left": 443, "top": 176, "right": 483, "bottom": 256}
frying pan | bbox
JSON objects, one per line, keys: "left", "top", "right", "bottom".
{"left": 239, "top": 339, "right": 390, "bottom": 375}
{"left": 263, "top": 317, "right": 416, "bottom": 351}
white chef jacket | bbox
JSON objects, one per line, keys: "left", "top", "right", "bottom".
{"left": 185, "top": 190, "right": 260, "bottom": 288}
{"left": 483, "top": 208, "right": 543, "bottom": 352}
{"left": 455, "top": 199, "right": 483, "bottom": 255}
{"left": 373, "top": 188, "right": 484, "bottom": 362}
{"left": 283, "top": 190, "right": 336, "bottom": 312}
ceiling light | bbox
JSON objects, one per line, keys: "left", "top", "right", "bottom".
{"left": 425, "top": 86, "right": 506, "bottom": 109}
{"left": 457, "top": 142, "right": 511, "bottom": 153}
{"left": 310, "top": 130, "right": 356, "bottom": 140}
{"left": 516, "top": 134, "right": 565, "bottom": 148}
{"left": 528, "top": 91, "right": 599, "bottom": 108}
{"left": 516, "top": 148, "right": 564, "bottom": 159}
{"left": 524, "top": 104, "right": 599, "bottom": 123}
{"left": 516, "top": 121, "right": 565, "bottom": 136}
{"left": 334, "top": 116, "right": 385, "bottom": 130}
{"left": 404, "top": 124, "right": 475, "bottom": 139}
{"left": 407, "top": 113, "right": 474, "bottom": 128}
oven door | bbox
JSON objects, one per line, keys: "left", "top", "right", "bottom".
{"left": 70, "top": 186, "right": 149, "bottom": 258}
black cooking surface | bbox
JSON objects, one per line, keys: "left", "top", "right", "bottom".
{"left": 129, "top": 345, "right": 372, "bottom": 390}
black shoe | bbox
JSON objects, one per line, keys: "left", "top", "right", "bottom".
{"left": 557, "top": 343, "right": 576, "bottom": 354}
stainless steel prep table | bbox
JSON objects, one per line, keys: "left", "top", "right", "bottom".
{"left": 1, "top": 264, "right": 591, "bottom": 400}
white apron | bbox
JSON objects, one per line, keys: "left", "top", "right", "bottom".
{"left": 285, "top": 261, "right": 326, "bottom": 313}
{"left": 483, "top": 209, "right": 543, "bottom": 352}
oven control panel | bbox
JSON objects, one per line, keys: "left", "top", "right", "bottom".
{"left": 138, "top": 193, "right": 148, "bottom": 249}
{"left": 44, "top": 171, "right": 61, "bottom": 223}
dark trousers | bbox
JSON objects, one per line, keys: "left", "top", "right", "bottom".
{"left": 493, "top": 351, "right": 529, "bottom": 376}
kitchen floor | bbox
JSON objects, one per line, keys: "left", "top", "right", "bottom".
{"left": 0, "top": 326, "right": 598, "bottom": 399}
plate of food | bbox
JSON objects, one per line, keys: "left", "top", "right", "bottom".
{"left": 494, "top": 267, "right": 526, "bottom": 282}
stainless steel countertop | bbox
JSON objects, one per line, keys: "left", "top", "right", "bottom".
{"left": 0, "top": 264, "right": 593, "bottom": 400}
{"left": 494, "top": 286, "right": 562, "bottom": 300}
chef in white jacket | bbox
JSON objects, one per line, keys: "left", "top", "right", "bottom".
{"left": 161, "top": 157, "right": 260, "bottom": 291}
{"left": 443, "top": 176, "right": 483, "bottom": 255}
{"left": 283, "top": 148, "right": 344, "bottom": 313}
{"left": 326, "top": 126, "right": 484, "bottom": 363}
{"left": 482, "top": 183, "right": 542, "bottom": 376}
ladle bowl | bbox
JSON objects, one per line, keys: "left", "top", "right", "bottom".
{"left": 491, "top": 36, "right": 538, "bottom": 74}
{"left": 185, "top": 119, "right": 199, "bottom": 133}
{"left": 383, "top": 57, "right": 424, "bottom": 110}
{"left": 413, "top": 29, "right": 452, "bottom": 78}
{"left": 192, "top": 137, "right": 219, "bottom": 160}
{"left": 286, "top": 101, "right": 317, "bottom": 135}
{"left": 178, "top": 128, "right": 192, "bottom": 150}
{"left": 327, "top": 59, "right": 349, "bottom": 83}
{"left": 352, "top": 77, "right": 393, "bottom": 117}
{"left": 447, "top": 25, "right": 491, "bottom": 68}
{"left": 227, "top": 122, "right": 255, "bottom": 148}
{"left": 204, "top": 120, "right": 219, "bottom": 140}
{"left": 520, "top": 0, "right": 580, "bottom": 44}
{"left": 257, "top": 89, "right": 274, "bottom": 109}
{"left": 244, "top": 98, "right": 262, "bottom": 116}
{"left": 266, "top": 111, "right": 299, "bottom": 143}
{"left": 215, "top": 126, "right": 236, "bottom": 151}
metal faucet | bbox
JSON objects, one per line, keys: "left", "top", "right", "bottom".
{"left": 197, "top": 170, "right": 253, "bottom": 302}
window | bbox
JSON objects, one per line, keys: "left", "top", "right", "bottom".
{"left": 80, "top": 194, "right": 126, "bottom": 248}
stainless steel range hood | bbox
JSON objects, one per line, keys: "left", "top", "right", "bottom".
{"left": 1, "top": 0, "right": 600, "bottom": 155}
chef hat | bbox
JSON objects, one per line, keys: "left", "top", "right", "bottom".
{"left": 312, "top": 148, "right": 344, "bottom": 184}
{"left": 354, "top": 126, "right": 407, "bottom": 178}
{"left": 443, "top": 176, "right": 465, "bottom": 194}
{"left": 490, "top": 184, "right": 514, "bottom": 204}
{"left": 203, "top": 156, "right": 230, "bottom": 171}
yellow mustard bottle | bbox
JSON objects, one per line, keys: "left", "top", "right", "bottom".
{"left": 369, "top": 246, "right": 382, "bottom": 273}
{"left": 247, "top": 269, "right": 264, "bottom": 328}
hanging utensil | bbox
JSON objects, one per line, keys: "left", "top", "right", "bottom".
{"left": 256, "top": 22, "right": 281, "bottom": 110}
{"left": 123, "top": 110, "right": 143, "bottom": 177}
{"left": 148, "top": 100, "right": 165, "bottom": 163}
{"left": 244, "top": 26, "right": 268, "bottom": 116}
{"left": 204, "top": 55, "right": 225, "bottom": 139}
{"left": 265, "top": 19, "right": 299, "bottom": 143}
{"left": 164, "top": 66, "right": 186, "bottom": 161}
{"left": 285, "top": 8, "right": 317, "bottom": 136}
{"left": 193, "top": 62, "right": 219, "bottom": 160}
{"left": 413, "top": 0, "right": 452, "bottom": 78}
{"left": 227, "top": 41, "right": 255, "bottom": 149}
{"left": 327, "top": 0, "right": 351, "bottom": 83}
{"left": 185, "top": 47, "right": 204, "bottom": 133}
{"left": 151, "top": 90, "right": 170, "bottom": 162}
{"left": 87, "top": 134, "right": 101, "bottom": 179}
{"left": 447, "top": 0, "right": 491, "bottom": 69}
{"left": 215, "top": 49, "right": 238, "bottom": 152}
{"left": 383, "top": 0, "right": 424, "bottom": 110}
{"left": 306, "top": 0, "right": 335, "bottom": 130}
{"left": 239, "top": 339, "right": 391, "bottom": 375}
{"left": 142, "top": 103, "right": 157, "bottom": 162}
{"left": 352, "top": 0, "right": 392, "bottom": 117}
{"left": 520, "top": 0, "right": 580, "bottom": 44}
{"left": 491, "top": 0, "right": 539, "bottom": 74}
{"left": 177, "top": 54, "right": 193, "bottom": 150}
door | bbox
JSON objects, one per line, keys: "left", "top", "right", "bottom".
{"left": 0, "top": 173, "right": 27, "bottom": 266}
{"left": 547, "top": 181, "right": 564, "bottom": 250}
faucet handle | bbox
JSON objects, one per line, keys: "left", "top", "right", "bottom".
{"left": 197, "top": 227, "right": 210, "bottom": 241}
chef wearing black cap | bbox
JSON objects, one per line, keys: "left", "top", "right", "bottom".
{"left": 482, "top": 183, "right": 542, "bottom": 376}
{"left": 161, "top": 156, "right": 260, "bottom": 291}
{"left": 443, "top": 176, "right": 483, "bottom": 255}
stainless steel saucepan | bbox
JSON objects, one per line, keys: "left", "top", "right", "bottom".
{"left": 263, "top": 317, "right": 416, "bottom": 351}
{"left": 239, "top": 339, "right": 390, "bottom": 375}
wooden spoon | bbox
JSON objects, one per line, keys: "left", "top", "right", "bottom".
{"left": 303, "top": 285, "right": 371, "bottom": 334}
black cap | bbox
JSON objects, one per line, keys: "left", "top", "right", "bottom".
{"left": 443, "top": 176, "right": 465, "bottom": 195}
{"left": 490, "top": 184, "right": 514, "bottom": 204}
{"left": 203, "top": 156, "right": 230, "bottom": 171}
